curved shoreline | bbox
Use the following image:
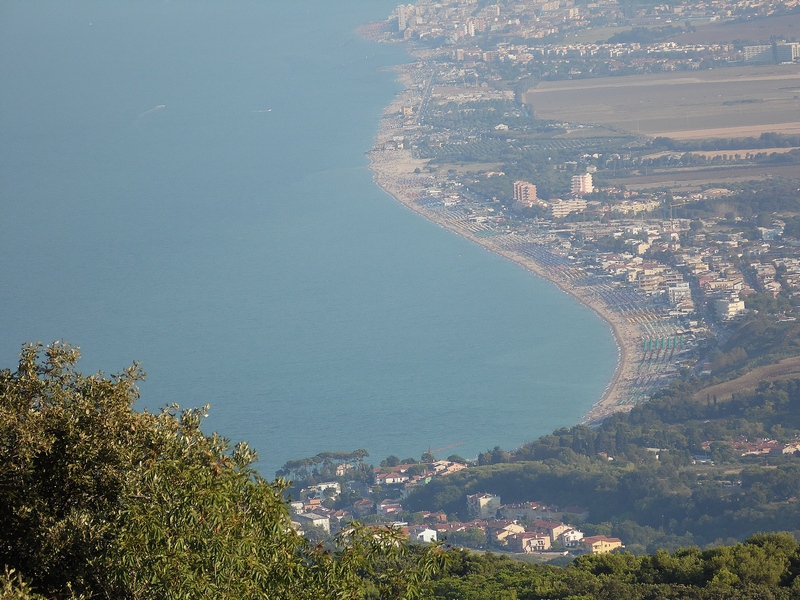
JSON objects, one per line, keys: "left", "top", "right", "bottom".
{"left": 370, "top": 163, "right": 632, "bottom": 423}
{"left": 367, "top": 62, "right": 644, "bottom": 424}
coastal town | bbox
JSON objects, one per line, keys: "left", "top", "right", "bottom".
{"left": 289, "top": 0, "right": 800, "bottom": 555}
{"left": 363, "top": 0, "right": 800, "bottom": 424}
{"left": 284, "top": 423, "right": 800, "bottom": 556}
{"left": 287, "top": 455, "right": 623, "bottom": 558}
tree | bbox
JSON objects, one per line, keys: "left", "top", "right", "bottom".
{"left": 382, "top": 455, "right": 401, "bottom": 467}
{"left": 0, "top": 343, "right": 448, "bottom": 599}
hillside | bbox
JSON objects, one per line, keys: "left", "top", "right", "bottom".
{"left": 404, "top": 378, "right": 800, "bottom": 553}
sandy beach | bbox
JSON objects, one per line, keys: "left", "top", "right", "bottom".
{"left": 367, "top": 60, "right": 665, "bottom": 425}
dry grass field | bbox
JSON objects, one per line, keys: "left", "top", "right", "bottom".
{"left": 691, "top": 356, "right": 800, "bottom": 404}
{"left": 525, "top": 65, "right": 800, "bottom": 140}
{"left": 674, "top": 14, "right": 800, "bottom": 45}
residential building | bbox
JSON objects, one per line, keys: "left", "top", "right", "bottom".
{"left": 467, "top": 493, "right": 501, "bottom": 518}
{"left": 353, "top": 499, "right": 375, "bottom": 517}
{"left": 408, "top": 526, "right": 438, "bottom": 543}
{"left": 378, "top": 499, "right": 404, "bottom": 517}
{"left": 375, "top": 471, "right": 409, "bottom": 485}
{"left": 302, "top": 481, "right": 341, "bottom": 499}
{"left": 580, "top": 535, "right": 623, "bottom": 554}
{"left": 714, "top": 297, "right": 745, "bottom": 320}
{"left": 530, "top": 519, "right": 571, "bottom": 542}
{"left": 499, "top": 502, "right": 554, "bottom": 521}
{"left": 549, "top": 198, "right": 587, "bottom": 218}
{"left": 513, "top": 180, "right": 538, "bottom": 206}
{"left": 571, "top": 173, "right": 593, "bottom": 196}
{"left": 508, "top": 532, "right": 551, "bottom": 553}
{"left": 559, "top": 528, "right": 585, "bottom": 547}
{"left": 668, "top": 282, "right": 692, "bottom": 305}
{"left": 293, "top": 512, "right": 330, "bottom": 534}
{"left": 486, "top": 520, "right": 525, "bottom": 545}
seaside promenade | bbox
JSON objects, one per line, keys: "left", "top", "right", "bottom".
{"left": 367, "top": 63, "right": 683, "bottom": 423}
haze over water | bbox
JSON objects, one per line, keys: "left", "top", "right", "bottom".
{"left": 0, "top": 1, "right": 617, "bottom": 475}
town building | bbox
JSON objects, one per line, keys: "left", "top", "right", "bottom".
{"left": 302, "top": 481, "right": 341, "bottom": 499}
{"left": 571, "top": 173, "right": 594, "bottom": 196}
{"left": 580, "top": 535, "right": 623, "bottom": 554}
{"left": 293, "top": 512, "right": 331, "bottom": 534}
{"left": 549, "top": 198, "right": 587, "bottom": 218}
{"left": 558, "top": 528, "right": 585, "bottom": 547}
{"left": 485, "top": 520, "right": 525, "bottom": 545}
{"left": 407, "top": 526, "right": 438, "bottom": 543}
{"left": 513, "top": 180, "right": 538, "bottom": 206}
{"left": 508, "top": 532, "right": 551, "bottom": 553}
{"left": 378, "top": 499, "right": 404, "bottom": 517}
{"left": 353, "top": 499, "right": 375, "bottom": 517}
{"left": 467, "top": 493, "right": 501, "bottom": 518}
{"left": 530, "top": 519, "right": 571, "bottom": 542}
{"left": 714, "top": 297, "right": 746, "bottom": 320}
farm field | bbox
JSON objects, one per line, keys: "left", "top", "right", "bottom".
{"left": 641, "top": 147, "right": 800, "bottom": 160}
{"left": 558, "top": 25, "right": 633, "bottom": 44}
{"left": 674, "top": 13, "right": 800, "bottom": 45}
{"left": 525, "top": 65, "right": 800, "bottom": 140}
{"left": 606, "top": 164, "right": 800, "bottom": 190}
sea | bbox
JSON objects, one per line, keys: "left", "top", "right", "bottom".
{"left": 0, "top": 0, "right": 618, "bottom": 477}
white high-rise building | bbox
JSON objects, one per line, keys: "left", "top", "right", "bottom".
{"left": 571, "top": 173, "right": 593, "bottom": 196}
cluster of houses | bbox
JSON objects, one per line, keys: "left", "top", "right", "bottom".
{"left": 288, "top": 459, "right": 469, "bottom": 538}
{"left": 374, "top": 459, "right": 468, "bottom": 491}
{"left": 463, "top": 493, "right": 623, "bottom": 555}
{"left": 582, "top": 212, "right": 800, "bottom": 327}
{"left": 393, "top": 0, "right": 783, "bottom": 51}
{"left": 701, "top": 438, "right": 800, "bottom": 457}
{"left": 288, "top": 478, "right": 624, "bottom": 556}
{"left": 390, "top": 0, "right": 796, "bottom": 83}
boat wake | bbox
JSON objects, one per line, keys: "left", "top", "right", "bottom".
{"left": 137, "top": 104, "right": 166, "bottom": 119}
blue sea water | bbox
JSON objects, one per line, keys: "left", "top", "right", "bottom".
{"left": 0, "top": 1, "right": 617, "bottom": 476}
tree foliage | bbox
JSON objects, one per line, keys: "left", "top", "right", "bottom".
{"left": 429, "top": 533, "right": 800, "bottom": 599}
{"left": 0, "top": 343, "right": 447, "bottom": 599}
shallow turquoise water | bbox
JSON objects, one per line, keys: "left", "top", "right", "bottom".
{"left": 0, "top": 1, "right": 617, "bottom": 475}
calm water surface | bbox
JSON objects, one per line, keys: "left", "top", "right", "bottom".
{"left": 0, "top": 1, "right": 617, "bottom": 475}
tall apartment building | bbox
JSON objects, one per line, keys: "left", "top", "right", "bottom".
{"left": 397, "top": 4, "right": 410, "bottom": 31}
{"left": 571, "top": 173, "right": 593, "bottom": 196}
{"left": 513, "top": 180, "right": 538, "bottom": 205}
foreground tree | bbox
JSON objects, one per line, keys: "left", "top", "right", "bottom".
{"left": 0, "top": 343, "right": 447, "bottom": 599}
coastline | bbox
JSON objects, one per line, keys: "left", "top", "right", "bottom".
{"left": 366, "top": 55, "right": 652, "bottom": 425}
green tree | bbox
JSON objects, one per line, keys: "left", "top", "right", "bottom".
{"left": 0, "top": 343, "right": 448, "bottom": 599}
